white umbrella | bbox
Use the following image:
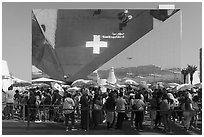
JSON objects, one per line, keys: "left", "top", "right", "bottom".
{"left": 130, "top": 93, "right": 135, "bottom": 96}
{"left": 71, "top": 79, "right": 89, "bottom": 87}
{"left": 115, "top": 84, "right": 126, "bottom": 88}
{"left": 61, "top": 84, "right": 71, "bottom": 88}
{"left": 176, "top": 84, "right": 194, "bottom": 91}
{"left": 167, "top": 93, "right": 175, "bottom": 100}
{"left": 124, "top": 79, "right": 139, "bottom": 85}
{"left": 67, "top": 87, "right": 81, "bottom": 94}
{"left": 168, "top": 83, "right": 180, "bottom": 88}
{"left": 85, "top": 80, "right": 98, "bottom": 87}
{"left": 32, "top": 83, "right": 50, "bottom": 88}
{"left": 32, "top": 77, "right": 65, "bottom": 84}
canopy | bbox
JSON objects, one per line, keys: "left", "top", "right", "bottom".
{"left": 176, "top": 84, "right": 195, "bottom": 91}
{"left": 2, "top": 60, "right": 10, "bottom": 77}
{"left": 32, "top": 77, "right": 65, "bottom": 84}
{"left": 32, "top": 9, "right": 179, "bottom": 82}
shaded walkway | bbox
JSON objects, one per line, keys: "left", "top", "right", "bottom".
{"left": 2, "top": 119, "right": 202, "bottom": 135}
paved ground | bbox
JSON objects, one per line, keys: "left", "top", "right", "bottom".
{"left": 2, "top": 118, "right": 202, "bottom": 135}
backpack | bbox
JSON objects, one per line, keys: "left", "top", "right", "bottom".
{"left": 63, "top": 98, "right": 74, "bottom": 114}
{"left": 132, "top": 100, "right": 144, "bottom": 111}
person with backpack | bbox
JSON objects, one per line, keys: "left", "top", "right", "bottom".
{"left": 132, "top": 93, "right": 145, "bottom": 131}
{"left": 63, "top": 92, "right": 75, "bottom": 131}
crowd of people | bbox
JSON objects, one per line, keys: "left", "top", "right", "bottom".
{"left": 2, "top": 84, "right": 202, "bottom": 133}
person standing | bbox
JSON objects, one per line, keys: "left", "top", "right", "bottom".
{"left": 5, "top": 86, "right": 15, "bottom": 119}
{"left": 160, "top": 93, "right": 171, "bottom": 133}
{"left": 155, "top": 90, "right": 162, "bottom": 128}
{"left": 149, "top": 92, "right": 157, "bottom": 129}
{"left": 92, "top": 94, "right": 103, "bottom": 129}
{"left": 79, "top": 88, "right": 90, "bottom": 131}
{"left": 104, "top": 92, "right": 116, "bottom": 129}
{"left": 190, "top": 95, "right": 199, "bottom": 129}
{"left": 27, "top": 91, "right": 36, "bottom": 122}
{"left": 182, "top": 92, "right": 194, "bottom": 131}
{"left": 63, "top": 92, "right": 75, "bottom": 131}
{"left": 132, "top": 93, "right": 145, "bottom": 131}
{"left": 129, "top": 94, "right": 135, "bottom": 127}
{"left": 115, "top": 92, "right": 127, "bottom": 130}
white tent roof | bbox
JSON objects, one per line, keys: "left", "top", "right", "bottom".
{"left": 2, "top": 60, "right": 10, "bottom": 77}
{"left": 32, "top": 77, "right": 65, "bottom": 84}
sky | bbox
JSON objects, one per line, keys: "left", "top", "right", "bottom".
{"left": 100, "top": 10, "right": 182, "bottom": 70}
{"left": 2, "top": 2, "right": 202, "bottom": 82}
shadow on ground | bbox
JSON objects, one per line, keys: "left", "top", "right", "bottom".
{"left": 2, "top": 119, "right": 202, "bottom": 135}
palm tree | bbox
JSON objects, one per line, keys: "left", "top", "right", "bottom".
{"left": 186, "top": 64, "right": 197, "bottom": 84}
{"left": 181, "top": 68, "right": 189, "bottom": 84}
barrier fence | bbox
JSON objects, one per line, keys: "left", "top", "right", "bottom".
{"left": 2, "top": 103, "right": 202, "bottom": 131}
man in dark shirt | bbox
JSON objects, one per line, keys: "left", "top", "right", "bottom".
{"left": 104, "top": 92, "right": 116, "bottom": 129}
{"left": 79, "top": 88, "right": 90, "bottom": 131}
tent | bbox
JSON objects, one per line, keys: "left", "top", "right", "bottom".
{"left": 32, "top": 77, "right": 65, "bottom": 84}
{"left": 2, "top": 60, "right": 13, "bottom": 91}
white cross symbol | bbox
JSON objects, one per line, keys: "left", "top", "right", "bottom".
{"left": 86, "top": 35, "right": 107, "bottom": 54}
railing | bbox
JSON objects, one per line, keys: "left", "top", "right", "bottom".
{"left": 25, "top": 104, "right": 202, "bottom": 130}
{"left": 2, "top": 103, "right": 202, "bottom": 131}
